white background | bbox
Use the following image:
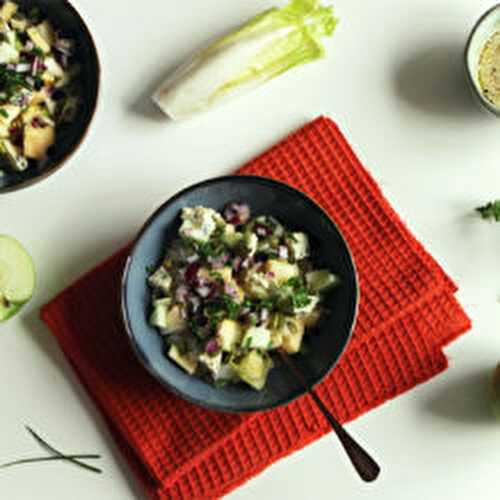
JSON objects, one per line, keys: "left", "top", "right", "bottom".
{"left": 2, "top": 0, "right": 500, "bottom": 498}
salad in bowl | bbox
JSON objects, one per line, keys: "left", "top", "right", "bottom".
{"left": 0, "top": 1, "right": 80, "bottom": 174}
{"left": 147, "top": 203, "right": 339, "bottom": 391}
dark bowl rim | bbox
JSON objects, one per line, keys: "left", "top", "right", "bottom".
{"left": 0, "top": 0, "right": 101, "bottom": 194}
{"left": 121, "top": 175, "right": 360, "bottom": 414}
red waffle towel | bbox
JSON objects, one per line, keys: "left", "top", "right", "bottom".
{"left": 41, "top": 117, "right": 471, "bottom": 499}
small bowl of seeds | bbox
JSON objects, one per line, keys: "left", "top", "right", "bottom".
{"left": 465, "top": 4, "right": 500, "bottom": 117}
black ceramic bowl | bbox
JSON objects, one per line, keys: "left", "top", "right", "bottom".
{"left": 0, "top": 0, "right": 100, "bottom": 194}
{"left": 122, "top": 176, "right": 359, "bottom": 413}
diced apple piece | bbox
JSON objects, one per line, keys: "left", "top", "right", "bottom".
{"left": 241, "top": 326, "right": 271, "bottom": 350}
{"left": 219, "top": 266, "right": 232, "bottom": 284}
{"left": 243, "top": 272, "right": 274, "bottom": 299}
{"left": 10, "top": 16, "right": 27, "bottom": 32}
{"left": 22, "top": 105, "right": 45, "bottom": 125}
{"left": 231, "top": 350, "right": 273, "bottom": 391}
{"left": 27, "top": 21, "right": 55, "bottom": 53}
{"left": 162, "top": 305, "right": 186, "bottom": 334}
{"left": 0, "top": 104, "right": 21, "bottom": 136}
{"left": 24, "top": 123, "right": 55, "bottom": 160}
{"left": 265, "top": 260, "right": 299, "bottom": 285}
{"left": 286, "top": 232, "right": 310, "bottom": 261}
{"left": 216, "top": 319, "right": 242, "bottom": 352}
{"left": 0, "top": 40, "right": 18, "bottom": 63}
{"left": 269, "top": 328, "right": 283, "bottom": 349}
{"left": 168, "top": 345, "right": 197, "bottom": 375}
{"left": 281, "top": 318, "right": 305, "bottom": 354}
{"left": 0, "top": 2, "right": 18, "bottom": 21}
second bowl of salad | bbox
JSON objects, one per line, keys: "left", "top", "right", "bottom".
{"left": 0, "top": 0, "right": 100, "bottom": 193}
{"left": 121, "top": 176, "right": 359, "bottom": 413}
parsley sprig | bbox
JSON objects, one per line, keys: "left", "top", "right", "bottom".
{"left": 477, "top": 200, "right": 500, "bottom": 222}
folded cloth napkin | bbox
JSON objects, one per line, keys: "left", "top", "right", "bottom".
{"left": 41, "top": 117, "right": 471, "bottom": 500}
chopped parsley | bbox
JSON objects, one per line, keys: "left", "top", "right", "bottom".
{"left": 205, "top": 294, "right": 241, "bottom": 327}
{"left": 283, "top": 277, "right": 312, "bottom": 309}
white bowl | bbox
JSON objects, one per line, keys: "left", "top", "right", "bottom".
{"left": 465, "top": 3, "right": 500, "bottom": 117}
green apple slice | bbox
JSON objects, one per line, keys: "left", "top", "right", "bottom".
{"left": 0, "top": 235, "right": 36, "bottom": 322}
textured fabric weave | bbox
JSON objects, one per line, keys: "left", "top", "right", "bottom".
{"left": 41, "top": 117, "right": 471, "bottom": 500}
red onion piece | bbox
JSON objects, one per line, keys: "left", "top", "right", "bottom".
{"left": 31, "top": 57, "right": 40, "bottom": 76}
{"left": 205, "top": 339, "right": 220, "bottom": 355}
{"left": 224, "top": 283, "right": 238, "bottom": 299}
{"left": 185, "top": 262, "right": 201, "bottom": 284}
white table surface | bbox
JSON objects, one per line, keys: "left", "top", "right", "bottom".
{"left": 2, "top": 0, "right": 500, "bottom": 498}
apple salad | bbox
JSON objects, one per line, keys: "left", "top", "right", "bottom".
{"left": 147, "top": 203, "right": 339, "bottom": 391}
{"left": 0, "top": 1, "right": 80, "bottom": 174}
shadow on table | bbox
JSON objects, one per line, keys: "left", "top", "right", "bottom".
{"left": 422, "top": 368, "right": 495, "bottom": 424}
{"left": 393, "top": 41, "right": 486, "bottom": 120}
{"left": 127, "top": 54, "right": 188, "bottom": 123}
{"left": 21, "top": 236, "right": 148, "bottom": 500}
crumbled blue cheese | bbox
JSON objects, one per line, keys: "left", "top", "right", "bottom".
{"left": 44, "top": 56, "right": 64, "bottom": 79}
{"left": 180, "top": 206, "right": 221, "bottom": 243}
{"left": 198, "top": 351, "right": 223, "bottom": 377}
{"left": 242, "top": 326, "right": 271, "bottom": 350}
{"left": 0, "top": 40, "right": 18, "bottom": 63}
{"left": 148, "top": 267, "right": 172, "bottom": 295}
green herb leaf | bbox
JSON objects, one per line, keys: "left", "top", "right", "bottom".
{"left": 0, "top": 109, "right": 8, "bottom": 118}
{"left": 221, "top": 294, "right": 240, "bottom": 320}
{"left": 477, "top": 200, "right": 500, "bottom": 222}
{"left": 32, "top": 47, "right": 45, "bottom": 58}
{"left": 283, "top": 277, "right": 311, "bottom": 309}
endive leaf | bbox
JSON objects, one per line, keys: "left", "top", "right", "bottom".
{"left": 153, "top": 0, "right": 337, "bottom": 119}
